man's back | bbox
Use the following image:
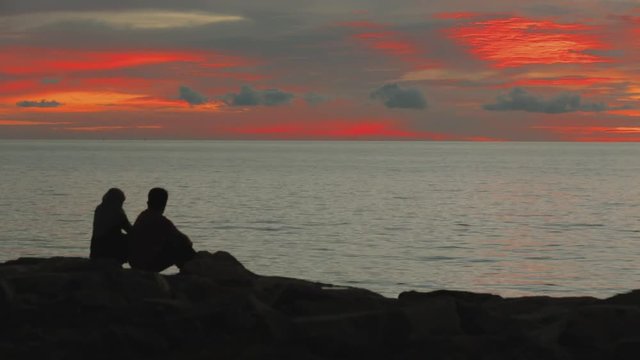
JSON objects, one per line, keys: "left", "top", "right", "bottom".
{"left": 129, "top": 208, "right": 195, "bottom": 272}
{"left": 129, "top": 209, "right": 174, "bottom": 270}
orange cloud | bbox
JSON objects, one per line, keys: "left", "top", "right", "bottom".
{"left": 1, "top": 90, "right": 204, "bottom": 112}
{"left": 0, "top": 47, "right": 261, "bottom": 116}
{"left": 534, "top": 125, "right": 640, "bottom": 141}
{"left": 509, "top": 76, "right": 616, "bottom": 88}
{"left": 3, "top": 91, "right": 143, "bottom": 110}
{"left": 449, "top": 17, "right": 609, "bottom": 67}
{"left": 607, "top": 109, "right": 640, "bottom": 117}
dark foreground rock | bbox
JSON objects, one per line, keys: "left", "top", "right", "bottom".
{"left": 0, "top": 252, "right": 637, "bottom": 359}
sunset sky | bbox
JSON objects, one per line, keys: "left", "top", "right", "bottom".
{"left": 1, "top": 0, "right": 640, "bottom": 141}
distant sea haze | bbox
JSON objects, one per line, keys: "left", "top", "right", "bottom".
{"left": 1, "top": 140, "right": 639, "bottom": 298}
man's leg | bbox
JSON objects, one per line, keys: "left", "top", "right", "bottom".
{"left": 174, "top": 241, "right": 196, "bottom": 269}
{"left": 146, "top": 245, "right": 176, "bottom": 272}
{"left": 147, "top": 240, "right": 195, "bottom": 272}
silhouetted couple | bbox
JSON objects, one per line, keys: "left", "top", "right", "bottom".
{"left": 90, "top": 187, "right": 196, "bottom": 272}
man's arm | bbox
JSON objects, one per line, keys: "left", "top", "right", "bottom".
{"left": 175, "top": 229, "right": 193, "bottom": 247}
{"left": 164, "top": 217, "right": 193, "bottom": 247}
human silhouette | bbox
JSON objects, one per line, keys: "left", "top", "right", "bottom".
{"left": 128, "top": 188, "right": 196, "bottom": 272}
{"left": 90, "top": 188, "right": 132, "bottom": 264}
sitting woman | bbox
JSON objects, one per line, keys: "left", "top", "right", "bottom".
{"left": 90, "top": 188, "right": 133, "bottom": 264}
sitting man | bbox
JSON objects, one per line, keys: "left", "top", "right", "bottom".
{"left": 129, "top": 188, "right": 196, "bottom": 272}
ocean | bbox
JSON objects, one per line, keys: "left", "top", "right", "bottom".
{"left": 1, "top": 140, "right": 639, "bottom": 298}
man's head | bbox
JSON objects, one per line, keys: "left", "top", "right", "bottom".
{"left": 147, "top": 187, "right": 168, "bottom": 213}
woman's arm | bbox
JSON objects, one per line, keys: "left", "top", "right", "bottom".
{"left": 120, "top": 209, "right": 133, "bottom": 234}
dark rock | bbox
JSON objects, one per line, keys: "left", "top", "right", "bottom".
{"left": 165, "top": 273, "right": 227, "bottom": 303}
{"left": 401, "top": 296, "right": 462, "bottom": 338}
{"left": 486, "top": 295, "right": 597, "bottom": 317}
{"left": 2, "top": 254, "right": 640, "bottom": 360}
{"left": 0, "top": 279, "right": 14, "bottom": 305}
{"left": 112, "top": 270, "right": 172, "bottom": 302}
{"left": 602, "top": 289, "right": 640, "bottom": 307}
{"left": 181, "top": 251, "right": 257, "bottom": 285}
{"left": 1, "top": 256, "right": 121, "bottom": 274}
{"left": 292, "top": 308, "right": 410, "bottom": 359}
{"left": 615, "top": 338, "right": 640, "bottom": 360}
{"left": 559, "top": 305, "right": 640, "bottom": 358}
{"left": 399, "top": 289, "right": 502, "bottom": 305}
{"left": 264, "top": 279, "right": 390, "bottom": 317}
{"left": 400, "top": 290, "right": 511, "bottom": 336}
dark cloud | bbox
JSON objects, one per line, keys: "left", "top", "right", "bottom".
{"left": 483, "top": 88, "right": 607, "bottom": 114}
{"left": 229, "top": 85, "right": 261, "bottom": 106}
{"left": 179, "top": 86, "right": 207, "bottom": 105}
{"left": 263, "top": 88, "right": 294, "bottom": 106}
{"left": 304, "top": 93, "right": 328, "bottom": 105}
{"left": 41, "top": 77, "right": 60, "bottom": 84}
{"left": 525, "top": 4, "right": 572, "bottom": 16}
{"left": 226, "top": 85, "right": 294, "bottom": 106}
{"left": 370, "top": 83, "right": 427, "bottom": 110}
{"left": 16, "top": 99, "right": 62, "bottom": 108}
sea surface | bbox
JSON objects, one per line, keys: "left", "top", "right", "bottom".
{"left": 1, "top": 140, "right": 639, "bottom": 298}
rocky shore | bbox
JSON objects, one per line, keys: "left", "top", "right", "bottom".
{"left": 1, "top": 251, "right": 639, "bottom": 359}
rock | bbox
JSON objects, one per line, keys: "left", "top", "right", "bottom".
{"left": 263, "top": 279, "right": 390, "bottom": 317}
{"left": 0, "top": 279, "right": 14, "bottom": 305}
{"left": 602, "top": 289, "right": 640, "bottom": 307}
{"left": 615, "top": 338, "right": 640, "bottom": 360}
{"left": 113, "top": 270, "right": 172, "bottom": 302}
{"left": 165, "top": 273, "right": 227, "bottom": 303}
{"left": 1, "top": 256, "right": 121, "bottom": 274}
{"left": 486, "top": 295, "right": 597, "bottom": 317}
{"left": 401, "top": 296, "right": 463, "bottom": 339}
{"left": 181, "top": 251, "right": 257, "bottom": 285}
{"left": 399, "top": 289, "right": 502, "bottom": 305}
{"left": 246, "top": 295, "right": 294, "bottom": 342}
{"left": 400, "top": 290, "right": 509, "bottom": 336}
{"left": 559, "top": 305, "right": 640, "bottom": 359}
{"left": 2, "top": 254, "right": 640, "bottom": 360}
{"left": 292, "top": 309, "right": 409, "bottom": 358}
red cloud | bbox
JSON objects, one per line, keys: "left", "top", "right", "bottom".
{"left": 0, "top": 48, "right": 255, "bottom": 75}
{"left": 65, "top": 125, "right": 163, "bottom": 132}
{"left": 0, "top": 80, "right": 40, "bottom": 95}
{"left": 0, "top": 47, "right": 262, "bottom": 113}
{"left": 342, "top": 21, "right": 435, "bottom": 69}
{"left": 0, "top": 119, "right": 68, "bottom": 126}
{"left": 449, "top": 17, "right": 609, "bottom": 67}
{"left": 435, "top": 12, "right": 481, "bottom": 20}
{"left": 225, "top": 119, "right": 451, "bottom": 140}
{"left": 353, "top": 32, "right": 418, "bottom": 56}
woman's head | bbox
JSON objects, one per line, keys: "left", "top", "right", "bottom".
{"left": 102, "top": 188, "right": 126, "bottom": 207}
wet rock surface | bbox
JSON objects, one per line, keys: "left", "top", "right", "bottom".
{"left": 0, "top": 251, "right": 637, "bottom": 359}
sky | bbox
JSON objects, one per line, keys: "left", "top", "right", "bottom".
{"left": 1, "top": 0, "right": 640, "bottom": 141}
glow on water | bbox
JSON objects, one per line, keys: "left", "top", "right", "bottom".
{"left": 1, "top": 140, "right": 639, "bottom": 298}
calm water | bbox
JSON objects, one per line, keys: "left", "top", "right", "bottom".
{"left": 1, "top": 140, "right": 639, "bottom": 298}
